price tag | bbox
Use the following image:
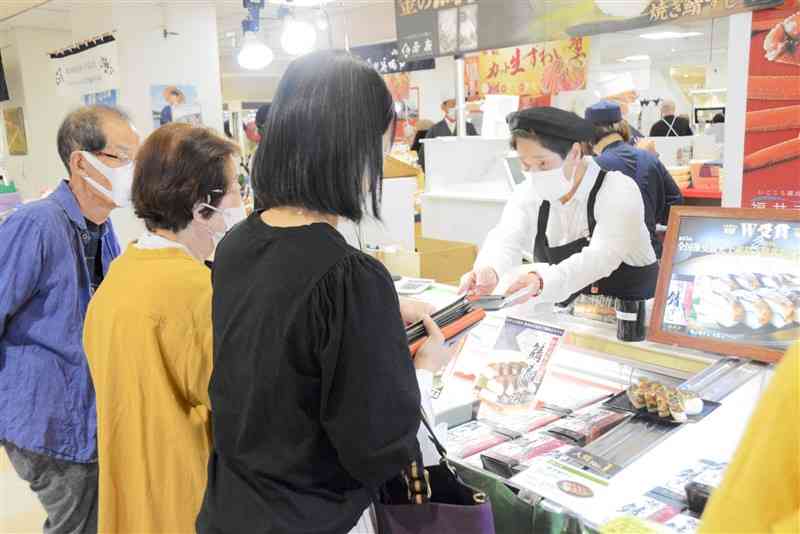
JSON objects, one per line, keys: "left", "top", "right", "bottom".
{"left": 564, "top": 448, "right": 622, "bottom": 479}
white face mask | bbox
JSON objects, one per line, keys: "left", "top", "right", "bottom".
{"left": 525, "top": 153, "right": 580, "bottom": 202}
{"left": 446, "top": 108, "right": 456, "bottom": 121}
{"left": 200, "top": 202, "right": 247, "bottom": 248}
{"left": 80, "top": 151, "right": 134, "bottom": 208}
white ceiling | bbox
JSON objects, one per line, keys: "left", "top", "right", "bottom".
{"left": 0, "top": 1, "right": 729, "bottom": 96}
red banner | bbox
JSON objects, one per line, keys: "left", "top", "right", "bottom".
{"left": 742, "top": 1, "right": 800, "bottom": 210}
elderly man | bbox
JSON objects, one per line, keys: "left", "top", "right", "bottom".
{"left": 418, "top": 91, "right": 478, "bottom": 171}
{"left": 0, "top": 105, "right": 139, "bottom": 534}
{"left": 649, "top": 99, "right": 694, "bottom": 137}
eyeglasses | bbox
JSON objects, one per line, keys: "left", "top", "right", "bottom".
{"left": 95, "top": 151, "right": 132, "bottom": 165}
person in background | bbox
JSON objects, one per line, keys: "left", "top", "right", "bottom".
{"left": 700, "top": 343, "right": 799, "bottom": 533}
{"left": 0, "top": 105, "right": 139, "bottom": 534}
{"left": 82, "top": 124, "right": 244, "bottom": 533}
{"left": 585, "top": 100, "right": 682, "bottom": 258}
{"left": 411, "top": 118, "right": 435, "bottom": 160}
{"left": 649, "top": 99, "right": 694, "bottom": 137}
{"left": 197, "top": 51, "right": 453, "bottom": 534}
{"left": 160, "top": 86, "right": 185, "bottom": 126}
{"left": 709, "top": 112, "right": 725, "bottom": 144}
{"left": 255, "top": 103, "right": 271, "bottom": 139}
{"left": 418, "top": 91, "right": 478, "bottom": 171}
{"left": 460, "top": 107, "right": 658, "bottom": 306}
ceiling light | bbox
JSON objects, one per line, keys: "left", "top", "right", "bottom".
{"left": 618, "top": 54, "right": 650, "bottom": 62}
{"left": 281, "top": 19, "right": 317, "bottom": 56}
{"left": 640, "top": 31, "right": 703, "bottom": 40}
{"left": 238, "top": 33, "right": 274, "bottom": 70}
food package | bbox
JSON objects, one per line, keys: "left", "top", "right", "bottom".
{"left": 477, "top": 405, "right": 561, "bottom": 435}
{"left": 480, "top": 432, "right": 569, "bottom": 477}
{"left": 446, "top": 420, "right": 509, "bottom": 459}
{"left": 546, "top": 406, "right": 629, "bottom": 446}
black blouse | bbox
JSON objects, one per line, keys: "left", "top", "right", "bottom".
{"left": 197, "top": 214, "right": 421, "bottom": 534}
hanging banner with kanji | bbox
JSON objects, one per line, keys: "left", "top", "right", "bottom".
{"left": 395, "top": 0, "right": 783, "bottom": 61}
{"left": 741, "top": 0, "right": 800, "bottom": 210}
{"left": 383, "top": 72, "right": 420, "bottom": 144}
{"left": 464, "top": 38, "right": 589, "bottom": 99}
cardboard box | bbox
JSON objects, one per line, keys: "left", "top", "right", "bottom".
{"left": 367, "top": 237, "right": 477, "bottom": 286}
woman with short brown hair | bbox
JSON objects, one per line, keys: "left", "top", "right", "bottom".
{"left": 83, "top": 123, "right": 245, "bottom": 533}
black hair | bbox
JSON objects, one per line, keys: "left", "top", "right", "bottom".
{"left": 510, "top": 129, "right": 574, "bottom": 159}
{"left": 253, "top": 51, "right": 395, "bottom": 222}
{"left": 591, "top": 121, "right": 631, "bottom": 145}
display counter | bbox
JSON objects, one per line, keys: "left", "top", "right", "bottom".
{"left": 407, "top": 283, "right": 772, "bottom": 534}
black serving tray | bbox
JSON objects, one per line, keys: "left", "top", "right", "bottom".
{"left": 603, "top": 391, "right": 721, "bottom": 425}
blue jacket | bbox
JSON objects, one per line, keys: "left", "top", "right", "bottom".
{"left": 0, "top": 181, "right": 120, "bottom": 462}
{"left": 594, "top": 140, "right": 683, "bottom": 257}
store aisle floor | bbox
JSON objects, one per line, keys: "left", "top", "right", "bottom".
{"left": 0, "top": 448, "right": 45, "bottom": 534}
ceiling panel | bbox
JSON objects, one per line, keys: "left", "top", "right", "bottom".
{"left": 0, "top": 0, "right": 52, "bottom": 21}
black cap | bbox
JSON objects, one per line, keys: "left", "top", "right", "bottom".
{"left": 255, "top": 103, "right": 271, "bottom": 128}
{"left": 507, "top": 106, "right": 595, "bottom": 142}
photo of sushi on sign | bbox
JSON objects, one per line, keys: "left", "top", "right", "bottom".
{"left": 660, "top": 213, "right": 800, "bottom": 352}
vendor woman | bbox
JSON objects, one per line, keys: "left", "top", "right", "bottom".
{"left": 459, "top": 107, "right": 659, "bottom": 305}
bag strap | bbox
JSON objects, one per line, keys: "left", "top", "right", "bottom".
{"left": 419, "top": 409, "right": 448, "bottom": 459}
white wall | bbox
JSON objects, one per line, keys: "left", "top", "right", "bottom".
{"left": 409, "top": 56, "right": 455, "bottom": 124}
{"left": 0, "top": 28, "right": 81, "bottom": 198}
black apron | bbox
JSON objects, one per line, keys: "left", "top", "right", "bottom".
{"left": 533, "top": 170, "right": 659, "bottom": 305}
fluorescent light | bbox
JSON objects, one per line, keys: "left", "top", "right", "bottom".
{"left": 640, "top": 31, "right": 703, "bottom": 40}
{"left": 281, "top": 19, "right": 317, "bottom": 56}
{"left": 618, "top": 54, "right": 650, "bottom": 62}
{"left": 238, "top": 34, "right": 274, "bottom": 70}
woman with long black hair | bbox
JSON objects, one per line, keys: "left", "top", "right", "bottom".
{"left": 197, "top": 51, "right": 452, "bottom": 534}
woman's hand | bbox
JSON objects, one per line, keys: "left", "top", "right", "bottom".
{"left": 414, "top": 316, "right": 454, "bottom": 373}
{"left": 458, "top": 267, "right": 500, "bottom": 296}
{"left": 503, "top": 272, "right": 543, "bottom": 306}
{"left": 399, "top": 297, "right": 436, "bottom": 325}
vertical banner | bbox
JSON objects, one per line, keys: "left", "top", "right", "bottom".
{"left": 383, "top": 73, "right": 420, "bottom": 143}
{"left": 742, "top": 1, "right": 800, "bottom": 210}
{"left": 50, "top": 37, "right": 119, "bottom": 97}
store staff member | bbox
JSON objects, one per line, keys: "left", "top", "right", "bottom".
{"left": 459, "top": 107, "right": 659, "bottom": 305}
{"left": 586, "top": 100, "right": 683, "bottom": 258}
{"left": 418, "top": 91, "right": 478, "bottom": 171}
{"left": 649, "top": 99, "right": 693, "bottom": 137}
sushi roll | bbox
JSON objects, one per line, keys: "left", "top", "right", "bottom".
{"left": 731, "top": 273, "right": 761, "bottom": 290}
{"left": 709, "top": 276, "right": 740, "bottom": 293}
{"left": 776, "top": 288, "right": 800, "bottom": 324}
{"left": 667, "top": 389, "right": 688, "bottom": 423}
{"left": 626, "top": 383, "right": 646, "bottom": 409}
{"left": 755, "top": 288, "right": 796, "bottom": 328}
{"left": 755, "top": 273, "right": 782, "bottom": 289}
{"left": 694, "top": 286, "right": 745, "bottom": 328}
{"left": 779, "top": 273, "right": 800, "bottom": 287}
{"left": 732, "top": 290, "right": 773, "bottom": 329}
{"left": 656, "top": 388, "right": 671, "bottom": 418}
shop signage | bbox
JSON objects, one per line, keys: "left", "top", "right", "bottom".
{"left": 464, "top": 38, "right": 589, "bottom": 98}
{"left": 49, "top": 36, "right": 119, "bottom": 97}
{"left": 649, "top": 206, "right": 800, "bottom": 363}
{"left": 395, "top": 0, "right": 784, "bottom": 60}
{"left": 741, "top": 1, "right": 800, "bottom": 210}
{"left": 350, "top": 41, "right": 435, "bottom": 74}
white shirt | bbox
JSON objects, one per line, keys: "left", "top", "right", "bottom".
{"left": 475, "top": 158, "right": 657, "bottom": 304}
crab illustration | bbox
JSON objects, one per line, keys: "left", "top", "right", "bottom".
{"left": 764, "top": 12, "right": 800, "bottom": 66}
